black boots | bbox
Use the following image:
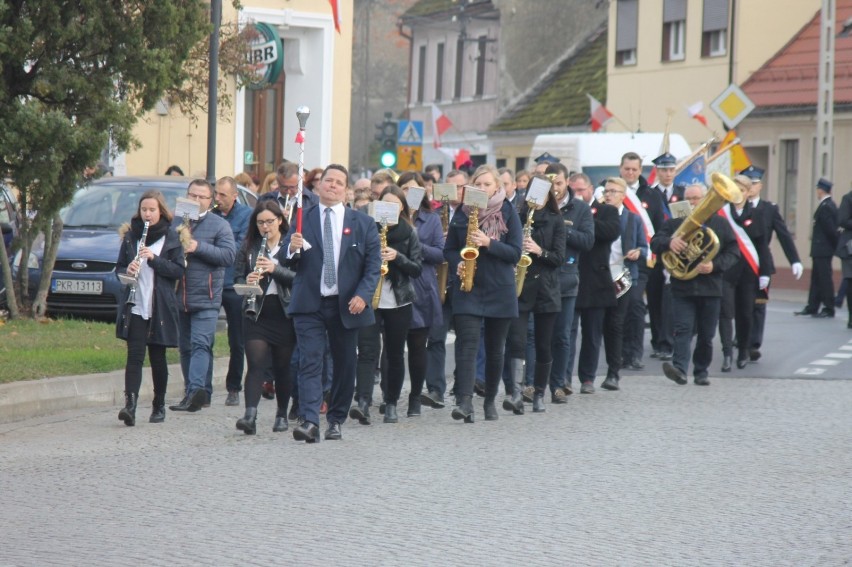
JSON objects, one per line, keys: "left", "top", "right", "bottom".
{"left": 532, "top": 361, "right": 552, "bottom": 412}
{"left": 407, "top": 394, "right": 421, "bottom": 417}
{"left": 149, "top": 393, "right": 166, "bottom": 423}
{"left": 118, "top": 392, "right": 137, "bottom": 427}
{"left": 384, "top": 402, "right": 399, "bottom": 423}
{"left": 483, "top": 398, "right": 499, "bottom": 421}
{"left": 451, "top": 395, "right": 474, "bottom": 423}
{"left": 273, "top": 407, "right": 289, "bottom": 432}
{"left": 721, "top": 354, "right": 732, "bottom": 372}
{"left": 502, "top": 358, "right": 525, "bottom": 415}
{"left": 236, "top": 407, "right": 258, "bottom": 435}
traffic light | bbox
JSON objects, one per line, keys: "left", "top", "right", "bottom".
{"left": 375, "top": 112, "right": 397, "bottom": 168}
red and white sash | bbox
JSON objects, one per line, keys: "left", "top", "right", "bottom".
{"left": 718, "top": 204, "right": 759, "bottom": 275}
{"left": 624, "top": 188, "right": 656, "bottom": 267}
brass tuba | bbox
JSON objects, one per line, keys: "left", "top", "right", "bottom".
{"left": 661, "top": 172, "right": 743, "bottom": 280}
{"left": 371, "top": 219, "right": 390, "bottom": 309}
{"left": 515, "top": 205, "right": 535, "bottom": 296}
{"left": 459, "top": 206, "right": 479, "bottom": 292}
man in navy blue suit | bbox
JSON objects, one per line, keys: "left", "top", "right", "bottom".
{"left": 284, "top": 164, "right": 381, "bottom": 442}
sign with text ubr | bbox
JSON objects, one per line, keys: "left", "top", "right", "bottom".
{"left": 246, "top": 22, "right": 283, "bottom": 90}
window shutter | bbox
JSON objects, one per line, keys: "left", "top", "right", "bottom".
{"left": 703, "top": 0, "right": 729, "bottom": 31}
{"left": 616, "top": 0, "right": 638, "bottom": 51}
{"left": 663, "top": 0, "right": 687, "bottom": 23}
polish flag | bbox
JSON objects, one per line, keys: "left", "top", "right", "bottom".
{"left": 587, "top": 94, "right": 613, "bottom": 132}
{"left": 432, "top": 104, "right": 453, "bottom": 148}
{"left": 687, "top": 101, "right": 709, "bottom": 127}
{"left": 328, "top": 0, "right": 341, "bottom": 34}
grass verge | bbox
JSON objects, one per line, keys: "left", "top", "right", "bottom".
{"left": 0, "top": 318, "right": 229, "bottom": 384}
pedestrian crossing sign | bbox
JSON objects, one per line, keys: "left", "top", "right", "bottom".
{"left": 397, "top": 120, "right": 423, "bottom": 146}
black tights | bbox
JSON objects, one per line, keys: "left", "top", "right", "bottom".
{"left": 244, "top": 321, "right": 296, "bottom": 411}
{"left": 454, "top": 315, "right": 512, "bottom": 399}
{"left": 125, "top": 314, "right": 168, "bottom": 396}
{"left": 406, "top": 327, "right": 429, "bottom": 398}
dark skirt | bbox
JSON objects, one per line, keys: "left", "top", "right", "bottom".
{"left": 245, "top": 295, "right": 290, "bottom": 345}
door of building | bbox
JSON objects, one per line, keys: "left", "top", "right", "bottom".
{"left": 243, "top": 73, "right": 285, "bottom": 178}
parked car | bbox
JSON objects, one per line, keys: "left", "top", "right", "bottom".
{"left": 15, "top": 176, "right": 257, "bottom": 319}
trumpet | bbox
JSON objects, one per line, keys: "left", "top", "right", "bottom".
{"left": 459, "top": 206, "right": 479, "bottom": 292}
{"left": 120, "top": 220, "right": 149, "bottom": 306}
{"left": 515, "top": 205, "right": 535, "bottom": 296}
{"left": 372, "top": 219, "right": 390, "bottom": 309}
{"left": 436, "top": 198, "right": 450, "bottom": 303}
{"left": 245, "top": 234, "right": 269, "bottom": 318}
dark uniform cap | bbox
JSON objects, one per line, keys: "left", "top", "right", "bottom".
{"left": 738, "top": 165, "right": 765, "bottom": 181}
{"left": 534, "top": 152, "right": 560, "bottom": 164}
{"left": 651, "top": 152, "right": 677, "bottom": 168}
{"left": 817, "top": 177, "right": 833, "bottom": 192}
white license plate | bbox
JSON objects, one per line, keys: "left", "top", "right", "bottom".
{"left": 52, "top": 279, "right": 103, "bottom": 294}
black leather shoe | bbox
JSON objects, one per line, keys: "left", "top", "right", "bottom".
{"left": 118, "top": 392, "right": 137, "bottom": 427}
{"left": 721, "top": 355, "right": 732, "bottom": 372}
{"left": 293, "top": 421, "right": 320, "bottom": 443}
{"left": 272, "top": 414, "right": 289, "bottom": 432}
{"left": 325, "top": 422, "right": 342, "bottom": 440}
{"left": 378, "top": 402, "right": 386, "bottom": 415}
{"left": 407, "top": 396, "right": 421, "bottom": 417}
{"left": 383, "top": 403, "right": 399, "bottom": 423}
{"left": 532, "top": 392, "right": 546, "bottom": 413}
{"left": 601, "top": 374, "right": 620, "bottom": 391}
{"left": 349, "top": 399, "right": 371, "bottom": 425}
{"left": 814, "top": 309, "right": 835, "bottom": 318}
{"left": 186, "top": 389, "right": 206, "bottom": 412}
{"left": 483, "top": 399, "right": 498, "bottom": 421}
{"left": 749, "top": 348, "right": 761, "bottom": 362}
{"left": 225, "top": 391, "right": 240, "bottom": 406}
{"left": 236, "top": 407, "right": 257, "bottom": 435}
{"left": 623, "top": 359, "right": 644, "bottom": 371}
{"left": 451, "top": 395, "right": 474, "bottom": 423}
{"left": 149, "top": 393, "right": 166, "bottom": 423}
{"left": 168, "top": 393, "right": 190, "bottom": 411}
{"left": 420, "top": 390, "right": 445, "bottom": 409}
{"left": 736, "top": 354, "right": 748, "bottom": 369}
{"left": 795, "top": 308, "right": 817, "bottom": 316}
{"left": 663, "top": 362, "right": 687, "bottom": 385}
{"left": 694, "top": 374, "right": 710, "bottom": 386}
{"left": 473, "top": 382, "right": 486, "bottom": 397}
{"left": 288, "top": 402, "right": 299, "bottom": 421}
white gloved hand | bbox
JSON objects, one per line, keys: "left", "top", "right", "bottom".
{"left": 759, "top": 275, "right": 770, "bottom": 290}
{"left": 792, "top": 262, "right": 804, "bottom": 280}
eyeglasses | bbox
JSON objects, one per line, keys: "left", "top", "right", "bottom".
{"left": 603, "top": 189, "right": 625, "bottom": 195}
{"left": 187, "top": 192, "right": 212, "bottom": 201}
{"left": 257, "top": 218, "right": 279, "bottom": 226}
{"left": 280, "top": 185, "right": 299, "bottom": 191}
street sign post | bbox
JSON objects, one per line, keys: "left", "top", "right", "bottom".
{"left": 397, "top": 120, "right": 423, "bottom": 172}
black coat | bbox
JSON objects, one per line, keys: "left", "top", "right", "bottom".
{"left": 558, "top": 196, "right": 595, "bottom": 298}
{"left": 753, "top": 198, "right": 801, "bottom": 273}
{"left": 723, "top": 202, "right": 772, "bottom": 282}
{"left": 654, "top": 183, "right": 687, "bottom": 218}
{"left": 517, "top": 204, "right": 566, "bottom": 313}
{"left": 234, "top": 238, "right": 295, "bottom": 319}
{"left": 835, "top": 191, "right": 852, "bottom": 260}
{"left": 651, "top": 214, "right": 739, "bottom": 297}
{"left": 810, "top": 196, "right": 838, "bottom": 258}
{"left": 636, "top": 177, "right": 666, "bottom": 231}
{"left": 377, "top": 220, "right": 423, "bottom": 306}
{"left": 445, "top": 200, "right": 523, "bottom": 318}
{"left": 115, "top": 227, "right": 184, "bottom": 346}
{"left": 576, "top": 202, "right": 620, "bottom": 309}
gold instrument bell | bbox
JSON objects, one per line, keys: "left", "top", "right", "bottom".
{"left": 661, "top": 172, "right": 743, "bottom": 280}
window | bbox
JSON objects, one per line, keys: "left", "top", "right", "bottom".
{"left": 662, "top": 0, "right": 686, "bottom": 62}
{"left": 702, "top": 0, "right": 729, "bottom": 57}
{"left": 615, "top": 0, "right": 638, "bottom": 67}
{"left": 781, "top": 139, "right": 799, "bottom": 238}
{"left": 417, "top": 45, "right": 426, "bottom": 104}
{"left": 435, "top": 43, "right": 445, "bottom": 101}
{"left": 454, "top": 38, "right": 464, "bottom": 99}
{"left": 515, "top": 157, "right": 527, "bottom": 173}
{"left": 475, "top": 36, "right": 487, "bottom": 97}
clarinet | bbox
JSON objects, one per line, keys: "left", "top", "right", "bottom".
{"left": 125, "top": 221, "right": 149, "bottom": 306}
{"left": 245, "top": 234, "right": 268, "bottom": 318}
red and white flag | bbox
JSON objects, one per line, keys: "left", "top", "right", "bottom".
{"left": 328, "top": 0, "right": 341, "bottom": 34}
{"left": 431, "top": 104, "right": 453, "bottom": 148}
{"left": 587, "top": 94, "right": 613, "bottom": 132}
{"left": 687, "top": 101, "right": 709, "bottom": 127}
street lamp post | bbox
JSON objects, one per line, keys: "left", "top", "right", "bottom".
{"left": 206, "top": 0, "right": 222, "bottom": 183}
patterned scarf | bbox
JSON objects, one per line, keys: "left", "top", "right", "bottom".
{"left": 463, "top": 187, "right": 507, "bottom": 240}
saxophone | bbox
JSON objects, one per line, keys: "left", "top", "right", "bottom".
{"left": 459, "top": 206, "right": 479, "bottom": 292}
{"left": 245, "top": 234, "right": 268, "bottom": 318}
{"left": 515, "top": 205, "right": 535, "bottom": 296}
{"left": 371, "top": 219, "right": 390, "bottom": 309}
{"left": 436, "top": 199, "right": 450, "bottom": 303}
{"left": 124, "top": 221, "right": 149, "bottom": 306}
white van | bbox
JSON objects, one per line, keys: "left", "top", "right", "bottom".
{"left": 529, "top": 132, "right": 692, "bottom": 185}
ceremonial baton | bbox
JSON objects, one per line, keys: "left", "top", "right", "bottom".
{"left": 295, "top": 105, "right": 310, "bottom": 234}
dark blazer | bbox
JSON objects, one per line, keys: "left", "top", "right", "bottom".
{"left": 411, "top": 209, "right": 444, "bottom": 329}
{"left": 379, "top": 220, "right": 423, "bottom": 306}
{"left": 283, "top": 204, "right": 381, "bottom": 329}
{"left": 636, "top": 176, "right": 666, "bottom": 231}
{"left": 115, "top": 227, "right": 184, "bottom": 346}
{"left": 517, "top": 204, "right": 566, "bottom": 313}
{"left": 811, "top": 196, "right": 838, "bottom": 258}
{"left": 725, "top": 202, "right": 772, "bottom": 281}
{"left": 651, "top": 214, "right": 740, "bottom": 297}
{"left": 835, "top": 191, "right": 852, "bottom": 259}
{"left": 618, "top": 207, "right": 648, "bottom": 282}
{"left": 654, "top": 183, "right": 687, "bottom": 218}
{"left": 558, "top": 195, "right": 595, "bottom": 298}
{"left": 753, "top": 198, "right": 801, "bottom": 272}
{"left": 576, "top": 201, "right": 620, "bottom": 309}
{"left": 444, "top": 200, "right": 523, "bottom": 318}
{"left": 234, "top": 238, "right": 295, "bottom": 320}
{"left": 259, "top": 188, "right": 318, "bottom": 209}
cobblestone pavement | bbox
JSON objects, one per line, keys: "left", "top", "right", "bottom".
{"left": 1, "top": 374, "right": 850, "bottom": 566}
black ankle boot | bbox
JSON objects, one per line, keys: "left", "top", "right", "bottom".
{"left": 451, "top": 395, "right": 474, "bottom": 423}
{"left": 149, "top": 393, "right": 166, "bottom": 423}
{"left": 502, "top": 358, "right": 525, "bottom": 415}
{"left": 483, "top": 398, "right": 499, "bottom": 421}
{"left": 407, "top": 394, "right": 421, "bottom": 417}
{"left": 532, "top": 391, "right": 546, "bottom": 413}
{"left": 384, "top": 402, "right": 399, "bottom": 423}
{"left": 236, "top": 407, "right": 258, "bottom": 435}
{"left": 272, "top": 407, "right": 289, "bottom": 432}
{"left": 118, "top": 392, "right": 137, "bottom": 427}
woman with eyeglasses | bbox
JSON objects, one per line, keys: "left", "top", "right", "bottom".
{"left": 233, "top": 200, "right": 297, "bottom": 434}
{"left": 115, "top": 190, "right": 186, "bottom": 426}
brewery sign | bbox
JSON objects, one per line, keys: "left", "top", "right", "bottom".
{"left": 246, "top": 22, "right": 283, "bottom": 90}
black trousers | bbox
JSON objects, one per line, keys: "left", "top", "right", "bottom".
{"left": 506, "top": 310, "right": 557, "bottom": 389}
{"left": 623, "top": 269, "right": 649, "bottom": 362}
{"left": 807, "top": 257, "right": 835, "bottom": 313}
{"left": 406, "top": 326, "right": 430, "bottom": 399}
{"left": 221, "top": 288, "right": 245, "bottom": 392}
{"left": 672, "top": 295, "right": 720, "bottom": 378}
{"left": 603, "top": 293, "right": 630, "bottom": 374}
{"left": 454, "top": 315, "right": 512, "bottom": 399}
{"left": 355, "top": 305, "right": 413, "bottom": 404}
{"left": 124, "top": 314, "right": 169, "bottom": 397}
{"left": 576, "top": 307, "right": 605, "bottom": 384}
{"left": 645, "top": 265, "right": 667, "bottom": 353}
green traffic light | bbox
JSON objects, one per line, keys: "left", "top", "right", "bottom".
{"left": 380, "top": 150, "right": 397, "bottom": 168}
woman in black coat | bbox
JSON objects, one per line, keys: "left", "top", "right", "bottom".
{"left": 116, "top": 190, "right": 186, "bottom": 426}
{"left": 445, "top": 164, "right": 523, "bottom": 423}
{"left": 350, "top": 185, "right": 423, "bottom": 424}
{"left": 504, "top": 176, "right": 566, "bottom": 414}
{"left": 233, "top": 200, "right": 296, "bottom": 434}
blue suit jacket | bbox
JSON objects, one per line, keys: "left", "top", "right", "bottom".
{"left": 283, "top": 204, "right": 381, "bottom": 329}
{"left": 619, "top": 208, "right": 647, "bottom": 281}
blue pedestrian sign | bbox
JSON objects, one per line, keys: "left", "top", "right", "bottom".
{"left": 397, "top": 120, "right": 423, "bottom": 146}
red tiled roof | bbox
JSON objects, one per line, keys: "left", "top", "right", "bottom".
{"left": 742, "top": 1, "right": 852, "bottom": 108}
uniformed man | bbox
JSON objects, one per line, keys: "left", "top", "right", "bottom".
{"left": 796, "top": 178, "right": 838, "bottom": 318}
{"left": 533, "top": 152, "right": 560, "bottom": 175}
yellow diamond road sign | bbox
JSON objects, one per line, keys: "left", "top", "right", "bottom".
{"left": 710, "top": 83, "right": 755, "bottom": 130}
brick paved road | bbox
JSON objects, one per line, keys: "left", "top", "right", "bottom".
{"left": 1, "top": 374, "right": 850, "bottom": 566}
